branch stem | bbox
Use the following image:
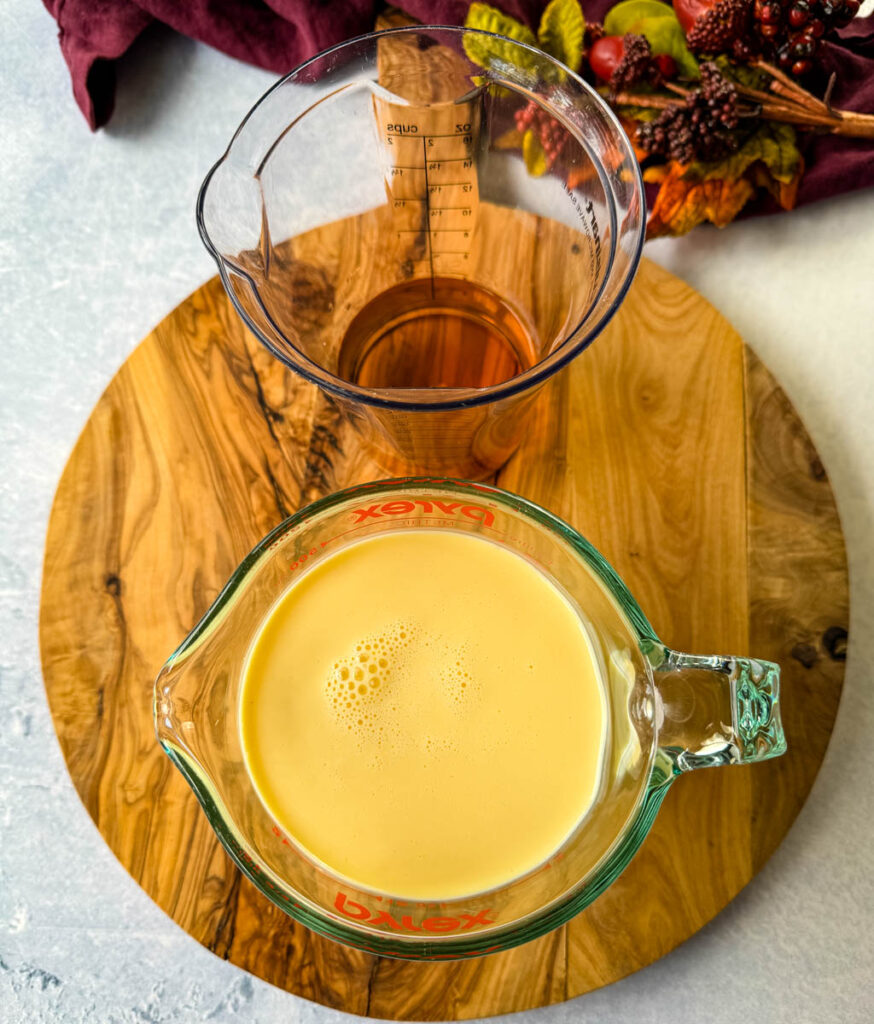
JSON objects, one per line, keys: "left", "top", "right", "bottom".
{"left": 615, "top": 78, "right": 874, "bottom": 140}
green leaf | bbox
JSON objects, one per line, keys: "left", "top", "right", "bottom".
{"left": 523, "top": 129, "right": 548, "bottom": 176}
{"left": 463, "top": 3, "right": 538, "bottom": 72}
{"left": 685, "top": 123, "right": 802, "bottom": 184}
{"left": 603, "top": 0, "right": 699, "bottom": 78}
{"left": 616, "top": 103, "right": 662, "bottom": 122}
{"left": 537, "top": 0, "right": 585, "bottom": 72}
{"left": 604, "top": 0, "right": 677, "bottom": 25}
{"left": 713, "top": 55, "right": 768, "bottom": 90}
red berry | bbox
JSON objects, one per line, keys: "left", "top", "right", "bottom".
{"left": 655, "top": 54, "right": 679, "bottom": 78}
{"left": 808, "top": 16, "right": 825, "bottom": 34}
{"left": 673, "top": 0, "right": 715, "bottom": 34}
{"left": 792, "top": 58, "right": 814, "bottom": 74}
{"left": 790, "top": 33, "right": 816, "bottom": 55}
{"left": 760, "top": 4, "right": 781, "bottom": 22}
{"left": 589, "top": 36, "right": 626, "bottom": 83}
{"left": 789, "top": 4, "right": 810, "bottom": 26}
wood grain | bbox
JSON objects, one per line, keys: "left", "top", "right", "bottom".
{"left": 39, "top": 245, "right": 847, "bottom": 1018}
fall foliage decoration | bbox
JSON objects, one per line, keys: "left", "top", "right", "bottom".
{"left": 464, "top": 0, "right": 874, "bottom": 236}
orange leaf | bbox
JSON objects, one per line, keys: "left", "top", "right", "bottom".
{"left": 642, "top": 164, "right": 669, "bottom": 184}
{"left": 618, "top": 116, "right": 649, "bottom": 163}
{"left": 646, "top": 162, "right": 755, "bottom": 238}
{"left": 775, "top": 169, "right": 801, "bottom": 211}
{"left": 495, "top": 127, "right": 524, "bottom": 150}
{"left": 567, "top": 137, "right": 632, "bottom": 191}
{"left": 567, "top": 164, "right": 597, "bottom": 189}
{"left": 750, "top": 156, "right": 804, "bottom": 211}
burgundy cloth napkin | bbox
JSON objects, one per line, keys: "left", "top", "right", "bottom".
{"left": 44, "top": 0, "right": 874, "bottom": 211}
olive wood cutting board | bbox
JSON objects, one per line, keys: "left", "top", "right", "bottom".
{"left": 39, "top": 253, "right": 847, "bottom": 1018}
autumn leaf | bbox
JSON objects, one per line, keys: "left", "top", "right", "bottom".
{"left": 566, "top": 165, "right": 597, "bottom": 189}
{"left": 523, "top": 130, "right": 548, "bottom": 176}
{"left": 714, "top": 55, "right": 769, "bottom": 90}
{"left": 538, "top": 0, "right": 585, "bottom": 72}
{"left": 495, "top": 127, "right": 524, "bottom": 150}
{"left": 618, "top": 116, "right": 651, "bottom": 162}
{"left": 615, "top": 102, "right": 662, "bottom": 123}
{"left": 464, "top": 3, "right": 538, "bottom": 72}
{"left": 646, "top": 163, "right": 755, "bottom": 237}
{"left": 642, "top": 164, "right": 669, "bottom": 183}
{"left": 685, "top": 123, "right": 802, "bottom": 184}
{"left": 646, "top": 121, "right": 804, "bottom": 235}
{"left": 751, "top": 158, "right": 804, "bottom": 210}
{"left": 604, "top": 0, "right": 699, "bottom": 77}
{"left": 566, "top": 119, "right": 639, "bottom": 188}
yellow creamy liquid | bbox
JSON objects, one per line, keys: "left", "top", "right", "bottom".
{"left": 240, "top": 531, "right": 606, "bottom": 899}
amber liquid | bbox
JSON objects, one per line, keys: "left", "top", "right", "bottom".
{"left": 337, "top": 277, "right": 538, "bottom": 389}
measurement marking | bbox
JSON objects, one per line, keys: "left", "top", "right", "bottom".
{"left": 432, "top": 251, "right": 471, "bottom": 255}
{"left": 392, "top": 198, "right": 426, "bottom": 204}
{"left": 429, "top": 207, "right": 472, "bottom": 212}
{"left": 392, "top": 169, "right": 472, "bottom": 177}
{"left": 431, "top": 229, "right": 472, "bottom": 233}
{"left": 387, "top": 131, "right": 472, "bottom": 138}
{"left": 421, "top": 136, "right": 435, "bottom": 293}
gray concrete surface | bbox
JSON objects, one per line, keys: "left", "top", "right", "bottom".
{"left": 2, "top": 2, "right": 873, "bottom": 1021}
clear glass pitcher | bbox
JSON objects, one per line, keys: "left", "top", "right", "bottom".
{"left": 197, "top": 26, "right": 644, "bottom": 479}
{"left": 154, "top": 480, "right": 785, "bottom": 960}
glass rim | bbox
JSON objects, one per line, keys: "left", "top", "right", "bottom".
{"left": 195, "top": 24, "right": 646, "bottom": 412}
{"left": 160, "top": 738, "right": 671, "bottom": 959}
{"left": 157, "top": 476, "right": 666, "bottom": 958}
{"left": 167, "top": 476, "right": 658, "bottom": 666}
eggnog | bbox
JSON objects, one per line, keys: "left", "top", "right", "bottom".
{"left": 240, "top": 530, "right": 606, "bottom": 899}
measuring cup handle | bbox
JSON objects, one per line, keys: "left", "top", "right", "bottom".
{"left": 651, "top": 648, "right": 786, "bottom": 773}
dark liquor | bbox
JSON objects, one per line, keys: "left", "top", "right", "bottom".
{"left": 337, "top": 277, "right": 538, "bottom": 390}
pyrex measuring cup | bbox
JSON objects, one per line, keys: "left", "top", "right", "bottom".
{"left": 197, "top": 26, "right": 644, "bottom": 479}
{"left": 154, "top": 479, "right": 785, "bottom": 960}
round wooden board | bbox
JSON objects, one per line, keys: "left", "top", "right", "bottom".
{"left": 39, "top": 256, "right": 848, "bottom": 1019}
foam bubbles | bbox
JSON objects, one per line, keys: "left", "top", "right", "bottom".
{"left": 323, "top": 622, "right": 478, "bottom": 757}
{"left": 439, "top": 658, "right": 473, "bottom": 705}
{"left": 324, "top": 622, "right": 411, "bottom": 732}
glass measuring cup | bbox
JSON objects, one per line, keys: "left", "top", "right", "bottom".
{"left": 197, "top": 26, "right": 644, "bottom": 479}
{"left": 154, "top": 479, "right": 785, "bottom": 960}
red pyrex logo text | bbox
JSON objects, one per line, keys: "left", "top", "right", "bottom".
{"left": 350, "top": 500, "right": 494, "bottom": 527}
{"left": 335, "top": 892, "right": 494, "bottom": 933}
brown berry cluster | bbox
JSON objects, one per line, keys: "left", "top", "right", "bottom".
{"left": 584, "top": 21, "right": 605, "bottom": 48}
{"left": 686, "top": 0, "right": 753, "bottom": 61}
{"left": 636, "top": 63, "right": 741, "bottom": 164}
{"left": 611, "top": 35, "right": 665, "bottom": 91}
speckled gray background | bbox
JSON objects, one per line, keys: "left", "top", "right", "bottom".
{"left": 3, "top": 2, "right": 874, "bottom": 1021}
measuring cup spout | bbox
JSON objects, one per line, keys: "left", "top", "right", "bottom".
{"left": 197, "top": 155, "right": 266, "bottom": 274}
